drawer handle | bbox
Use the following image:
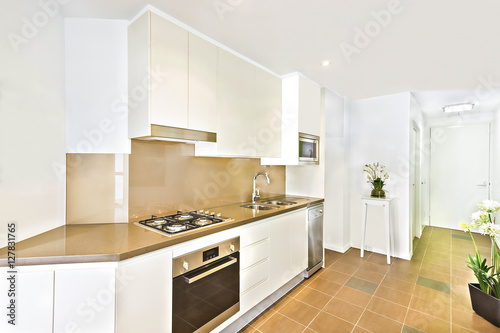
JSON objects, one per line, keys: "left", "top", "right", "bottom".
{"left": 184, "top": 256, "right": 238, "bottom": 284}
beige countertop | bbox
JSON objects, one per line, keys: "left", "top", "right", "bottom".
{"left": 0, "top": 196, "right": 323, "bottom": 267}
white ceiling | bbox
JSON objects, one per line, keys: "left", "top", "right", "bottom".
{"left": 60, "top": 0, "right": 500, "bottom": 108}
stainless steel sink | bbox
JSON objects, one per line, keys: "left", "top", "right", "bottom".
{"left": 240, "top": 204, "right": 279, "bottom": 210}
{"left": 260, "top": 200, "right": 297, "bottom": 206}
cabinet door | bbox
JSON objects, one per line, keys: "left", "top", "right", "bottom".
{"left": 269, "top": 214, "right": 292, "bottom": 293}
{"left": 217, "top": 49, "right": 256, "bottom": 156}
{"left": 0, "top": 269, "right": 54, "bottom": 333}
{"left": 290, "top": 209, "right": 308, "bottom": 276}
{"left": 54, "top": 268, "right": 115, "bottom": 333}
{"left": 188, "top": 33, "right": 217, "bottom": 133}
{"left": 116, "top": 250, "right": 172, "bottom": 333}
{"left": 298, "top": 76, "right": 321, "bottom": 136}
{"left": 255, "top": 68, "right": 282, "bottom": 158}
{"left": 150, "top": 12, "right": 188, "bottom": 128}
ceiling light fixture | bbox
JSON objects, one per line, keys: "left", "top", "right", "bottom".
{"left": 321, "top": 60, "right": 331, "bottom": 67}
{"left": 442, "top": 102, "right": 475, "bottom": 113}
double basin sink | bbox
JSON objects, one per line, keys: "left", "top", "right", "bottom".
{"left": 240, "top": 198, "right": 299, "bottom": 210}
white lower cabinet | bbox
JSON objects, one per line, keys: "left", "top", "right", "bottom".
{"left": 240, "top": 220, "right": 270, "bottom": 313}
{"left": 116, "top": 250, "right": 172, "bottom": 333}
{"left": 269, "top": 209, "right": 308, "bottom": 293}
{"left": 54, "top": 267, "right": 116, "bottom": 333}
{"left": 0, "top": 269, "right": 54, "bottom": 333}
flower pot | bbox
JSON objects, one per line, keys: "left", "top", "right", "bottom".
{"left": 468, "top": 283, "right": 500, "bottom": 327}
{"left": 371, "top": 188, "right": 385, "bottom": 198}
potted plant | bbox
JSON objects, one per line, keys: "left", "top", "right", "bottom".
{"left": 460, "top": 199, "right": 500, "bottom": 327}
{"left": 363, "top": 162, "right": 389, "bottom": 198}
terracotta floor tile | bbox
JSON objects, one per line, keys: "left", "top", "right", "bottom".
{"left": 324, "top": 250, "right": 344, "bottom": 266}
{"left": 401, "top": 324, "right": 425, "bottom": 333}
{"left": 257, "top": 312, "right": 305, "bottom": 333}
{"left": 293, "top": 287, "right": 332, "bottom": 309}
{"left": 366, "top": 252, "right": 391, "bottom": 266}
{"left": 317, "top": 268, "right": 351, "bottom": 285}
{"left": 352, "top": 326, "right": 371, "bottom": 333}
{"left": 451, "top": 324, "right": 477, "bottom": 333}
{"left": 249, "top": 309, "right": 276, "bottom": 329}
{"left": 418, "top": 267, "right": 451, "bottom": 284}
{"left": 409, "top": 294, "right": 451, "bottom": 321}
{"left": 337, "top": 253, "right": 368, "bottom": 267}
{"left": 385, "top": 268, "right": 419, "bottom": 283}
{"left": 345, "top": 276, "right": 379, "bottom": 295}
{"left": 278, "top": 298, "right": 320, "bottom": 327}
{"left": 412, "top": 285, "right": 451, "bottom": 304}
{"left": 322, "top": 298, "right": 364, "bottom": 324}
{"left": 380, "top": 275, "right": 415, "bottom": 294}
{"left": 269, "top": 295, "right": 293, "bottom": 311}
{"left": 330, "top": 261, "right": 359, "bottom": 275}
{"left": 366, "top": 296, "right": 407, "bottom": 323}
{"left": 308, "top": 311, "right": 354, "bottom": 333}
{"left": 357, "top": 310, "right": 403, "bottom": 333}
{"left": 420, "top": 261, "right": 451, "bottom": 275}
{"left": 358, "top": 261, "right": 390, "bottom": 275}
{"left": 354, "top": 269, "right": 385, "bottom": 284}
{"left": 335, "top": 286, "right": 373, "bottom": 308}
{"left": 405, "top": 309, "right": 450, "bottom": 333}
{"left": 302, "top": 329, "right": 318, "bottom": 333}
{"left": 239, "top": 324, "right": 256, "bottom": 333}
{"left": 287, "top": 284, "right": 307, "bottom": 299}
{"left": 451, "top": 307, "right": 500, "bottom": 333}
{"left": 374, "top": 285, "right": 412, "bottom": 307}
{"left": 307, "top": 277, "right": 342, "bottom": 296}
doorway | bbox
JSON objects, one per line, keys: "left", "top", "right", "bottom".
{"left": 429, "top": 123, "right": 491, "bottom": 229}
{"left": 411, "top": 124, "right": 421, "bottom": 241}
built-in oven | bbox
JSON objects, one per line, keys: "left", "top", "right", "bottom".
{"left": 172, "top": 237, "right": 240, "bottom": 333}
{"left": 299, "top": 132, "right": 319, "bottom": 165}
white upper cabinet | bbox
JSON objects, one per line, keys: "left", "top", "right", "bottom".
{"left": 261, "top": 73, "right": 321, "bottom": 165}
{"left": 216, "top": 49, "right": 256, "bottom": 156}
{"left": 128, "top": 11, "right": 189, "bottom": 138}
{"left": 150, "top": 12, "right": 189, "bottom": 128}
{"left": 195, "top": 50, "right": 282, "bottom": 158}
{"left": 65, "top": 18, "right": 130, "bottom": 154}
{"left": 188, "top": 33, "right": 217, "bottom": 133}
{"left": 255, "top": 67, "right": 282, "bottom": 158}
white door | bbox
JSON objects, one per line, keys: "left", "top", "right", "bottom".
{"left": 430, "top": 123, "right": 490, "bottom": 229}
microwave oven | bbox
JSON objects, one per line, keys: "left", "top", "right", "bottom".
{"left": 299, "top": 133, "right": 319, "bottom": 164}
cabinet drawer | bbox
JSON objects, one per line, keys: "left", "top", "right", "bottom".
{"left": 241, "top": 278, "right": 270, "bottom": 314}
{"left": 241, "top": 222, "right": 269, "bottom": 248}
{"left": 241, "top": 258, "right": 269, "bottom": 293}
{"left": 240, "top": 240, "right": 269, "bottom": 271}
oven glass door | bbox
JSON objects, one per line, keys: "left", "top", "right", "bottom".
{"left": 299, "top": 137, "right": 318, "bottom": 162}
{"left": 173, "top": 252, "right": 240, "bottom": 333}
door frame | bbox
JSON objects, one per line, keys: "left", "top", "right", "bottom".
{"left": 410, "top": 121, "right": 422, "bottom": 248}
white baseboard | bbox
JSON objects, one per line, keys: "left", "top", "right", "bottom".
{"left": 324, "top": 242, "right": 351, "bottom": 253}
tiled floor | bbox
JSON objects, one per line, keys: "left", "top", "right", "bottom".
{"left": 239, "top": 226, "right": 500, "bottom": 332}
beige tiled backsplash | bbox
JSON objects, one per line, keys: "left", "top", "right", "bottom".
{"left": 66, "top": 140, "right": 285, "bottom": 224}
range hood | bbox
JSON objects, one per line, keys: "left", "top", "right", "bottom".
{"left": 133, "top": 125, "right": 217, "bottom": 143}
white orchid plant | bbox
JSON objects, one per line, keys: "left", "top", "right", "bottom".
{"left": 460, "top": 199, "right": 500, "bottom": 298}
{"left": 363, "top": 162, "right": 389, "bottom": 190}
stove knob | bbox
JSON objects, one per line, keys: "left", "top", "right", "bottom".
{"left": 204, "top": 210, "right": 210, "bottom": 215}
{"left": 182, "top": 260, "right": 189, "bottom": 271}
{"left": 230, "top": 244, "right": 235, "bottom": 252}
{"left": 198, "top": 210, "right": 203, "bottom": 214}
{"left": 210, "top": 212, "right": 215, "bottom": 216}
{"left": 216, "top": 213, "right": 221, "bottom": 218}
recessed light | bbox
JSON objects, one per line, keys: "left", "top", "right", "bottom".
{"left": 321, "top": 60, "right": 331, "bottom": 67}
{"left": 442, "top": 102, "right": 475, "bottom": 113}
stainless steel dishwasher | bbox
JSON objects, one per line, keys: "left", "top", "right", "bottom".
{"left": 305, "top": 203, "right": 324, "bottom": 278}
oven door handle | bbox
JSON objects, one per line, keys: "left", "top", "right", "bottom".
{"left": 184, "top": 256, "right": 238, "bottom": 284}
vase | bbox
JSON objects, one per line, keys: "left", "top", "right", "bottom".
{"left": 371, "top": 188, "right": 386, "bottom": 198}
{"left": 468, "top": 283, "right": 500, "bottom": 327}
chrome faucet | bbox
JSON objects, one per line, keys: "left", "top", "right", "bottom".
{"left": 252, "top": 172, "right": 270, "bottom": 202}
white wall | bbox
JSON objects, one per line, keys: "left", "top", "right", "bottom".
{"left": 350, "top": 92, "right": 412, "bottom": 259}
{"left": 324, "top": 89, "right": 351, "bottom": 252}
{"left": 65, "top": 18, "right": 130, "bottom": 154}
{"left": 0, "top": 1, "right": 66, "bottom": 246}
{"left": 410, "top": 94, "right": 425, "bottom": 240}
